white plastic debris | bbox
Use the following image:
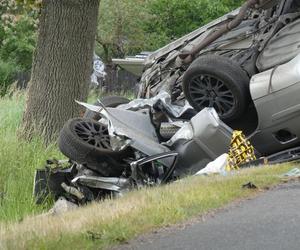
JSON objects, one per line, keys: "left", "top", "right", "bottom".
{"left": 49, "top": 197, "right": 78, "bottom": 215}
{"left": 91, "top": 53, "right": 106, "bottom": 86}
{"left": 282, "top": 168, "right": 300, "bottom": 178}
{"left": 195, "top": 154, "right": 228, "bottom": 176}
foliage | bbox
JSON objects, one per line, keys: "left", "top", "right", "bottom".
{"left": 0, "top": 15, "right": 37, "bottom": 70}
{"left": 96, "top": 0, "right": 244, "bottom": 60}
{"left": 0, "top": 59, "right": 17, "bottom": 95}
{"left": 143, "top": 0, "right": 207, "bottom": 47}
{"left": 143, "top": 0, "right": 244, "bottom": 49}
{"left": 0, "top": 0, "right": 37, "bottom": 95}
{"left": 96, "top": 0, "right": 150, "bottom": 61}
{"left": 0, "top": 0, "right": 245, "bottom": 93}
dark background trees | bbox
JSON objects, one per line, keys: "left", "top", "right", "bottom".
{"left": 0, "top": 1, "right": 37, "bottom": 95}
{"left": 143, "top": 0, "right": 244, "bottom": 48}
{"left": 0, "top": 0, "right": 244, "bottom": 97}
{"left": 94, "top": 0, "right": 243, "bottom": 95}
{"left": 95, "top": 0, "right": 244, "bottom": 61}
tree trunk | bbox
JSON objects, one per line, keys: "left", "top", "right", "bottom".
{"left": 105, "top": 62, "right": 117, "bottom": 93}
{"left": 21, "top": 0, "right": 100, "bottom": 144}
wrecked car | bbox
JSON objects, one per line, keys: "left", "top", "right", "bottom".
{"left": 138, "top": 0, "right": 300, "bottom": 155}
{"left": 34, "top": 104, "right": 233, "bottom": 204}
{"left": 34, "top": 0, "right": 300, "bottom": 205}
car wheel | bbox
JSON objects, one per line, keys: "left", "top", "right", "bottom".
{"left": 183, "top": 55, "right": 250, "bottom": 122}
{"left": 84, "top": 96, "right": 130, "bottom": 120}
{"left": 58, "top": 118, "right": 130, "bottom": 176}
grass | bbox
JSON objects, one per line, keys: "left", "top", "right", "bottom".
{"left": 0, "top": 90, "right": 134, "bottom": 223}
{"left": 0, "top": 93, "right": 62, "bottom": 222}
{"left": 0, "top": 163, "right": 295, "bottom": 249}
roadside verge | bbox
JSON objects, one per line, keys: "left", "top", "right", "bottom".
{"left": 0, "top": 164, "right": 294, "bottom": 249}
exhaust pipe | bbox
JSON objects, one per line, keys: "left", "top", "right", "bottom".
{"left": 179, "top": 0, "right": 271, "bottom": 64}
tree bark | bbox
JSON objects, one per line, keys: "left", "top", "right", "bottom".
{"left": 21, "top": 0, "right": 100, "bottom": 144}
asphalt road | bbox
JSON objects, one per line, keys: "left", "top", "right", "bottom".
{"left": 116, "top": 181, "right": 300, "bottom": 250}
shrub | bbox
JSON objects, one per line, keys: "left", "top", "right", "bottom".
{"left": 143, "top": 0, "right": 244, "bottom": 50}
{"left": 0, "top": 59, "right": 18, "bottom": 96}
{"left": 0, "top": 15, "right": 36, "bottom": 72}
{"left": 0, "top": 0, "right": 37, "bottom": 95}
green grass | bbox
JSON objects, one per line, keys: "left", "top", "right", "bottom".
{"left": 0, "top": 164, "right": 295, "bottom": 249}
{"left": 0, "top": 93, "right": 62, "bottom": 222}
{"left": 0, "top": 90, "right": 133, "bottom": 223}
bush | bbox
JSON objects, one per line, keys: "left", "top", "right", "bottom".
{"left": 0, "top": 1, "right": 37, "bottom": 95}
{"left": 96, "top": 0, "right": 245, "bottom": 60}
{"left": 0, "top": 0, "right": 245, "bottom": 95}
{"left": 143, "top": 0, "right": 244, "bottom": 49}
{"left": 0, "top": 59, "right": 18, "bottom": 96}
{"left": 0, "top": 15, "right": 36, "bottom": 72}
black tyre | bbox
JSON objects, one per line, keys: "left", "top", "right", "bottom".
{"left": 183, "top": 55, "right": 250, "bottom": 122}
{"left": 84, "top": 96, "right": 130, "bottom": 120}
{"left": 59, "top": 118, "right": 129, "bottom": 176}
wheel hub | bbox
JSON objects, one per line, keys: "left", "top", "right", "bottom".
{"left": 188, "top": 74, "right": 235, "bottom": 117}
{"left": 74, "top": 121, "right": 111, "bottom": 150}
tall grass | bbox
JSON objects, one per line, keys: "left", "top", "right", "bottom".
{"left": 0, "top": 93, "right": 61, "bottom": 222}
{"left": 0, "top": 91, "right": 133, "bottom": 222}
{"left": 0, "top": 164, "right": 294, "bottom": 249}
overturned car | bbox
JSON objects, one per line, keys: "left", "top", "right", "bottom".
{"left": 34, "top": 0, "right": 300, "bottom": 205}
{"left": 139, "top": 0, "right": 300, "bottom": 155}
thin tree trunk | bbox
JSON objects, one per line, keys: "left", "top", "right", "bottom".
{"left": 21, "top": 0, "right": 100, "bottom": 144}
{"left": 105, "top": 62, "right": 117, "bottom": 93}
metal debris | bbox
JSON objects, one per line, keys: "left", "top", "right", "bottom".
{"left": 282, "top": 168, "right": 300, "bottom": 178}
{"left": 242, "top": 182, "right": 258, "bottom": 189}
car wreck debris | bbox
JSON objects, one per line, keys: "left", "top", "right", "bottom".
{"left": 242, "top": 182, "right": 258, "bottom": 189}
{"left": 34, "top": 0, "right": 300, "bottom": 207}
{"left": 194, "top": 154, "right": 228, "bottom": 176}
{"left": 226, "top": 131, "right": 256, "bottom": 171}
{"left": 49, "top": 197, "right": 78, "bottom": 215}
{"left": 179, "top": 0, "right": 268, "bottom": 64}
{"left": 195, "top": 130, "right": 257, "bottom": 176}
{"left": 34, "top": 106, "right": 232, "bottom": 205}
{"left": 91, "top": 53, "right": 106, "bottom": 87}
{"left": 282, "top": 168, "right": 300, "bottom": 178}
